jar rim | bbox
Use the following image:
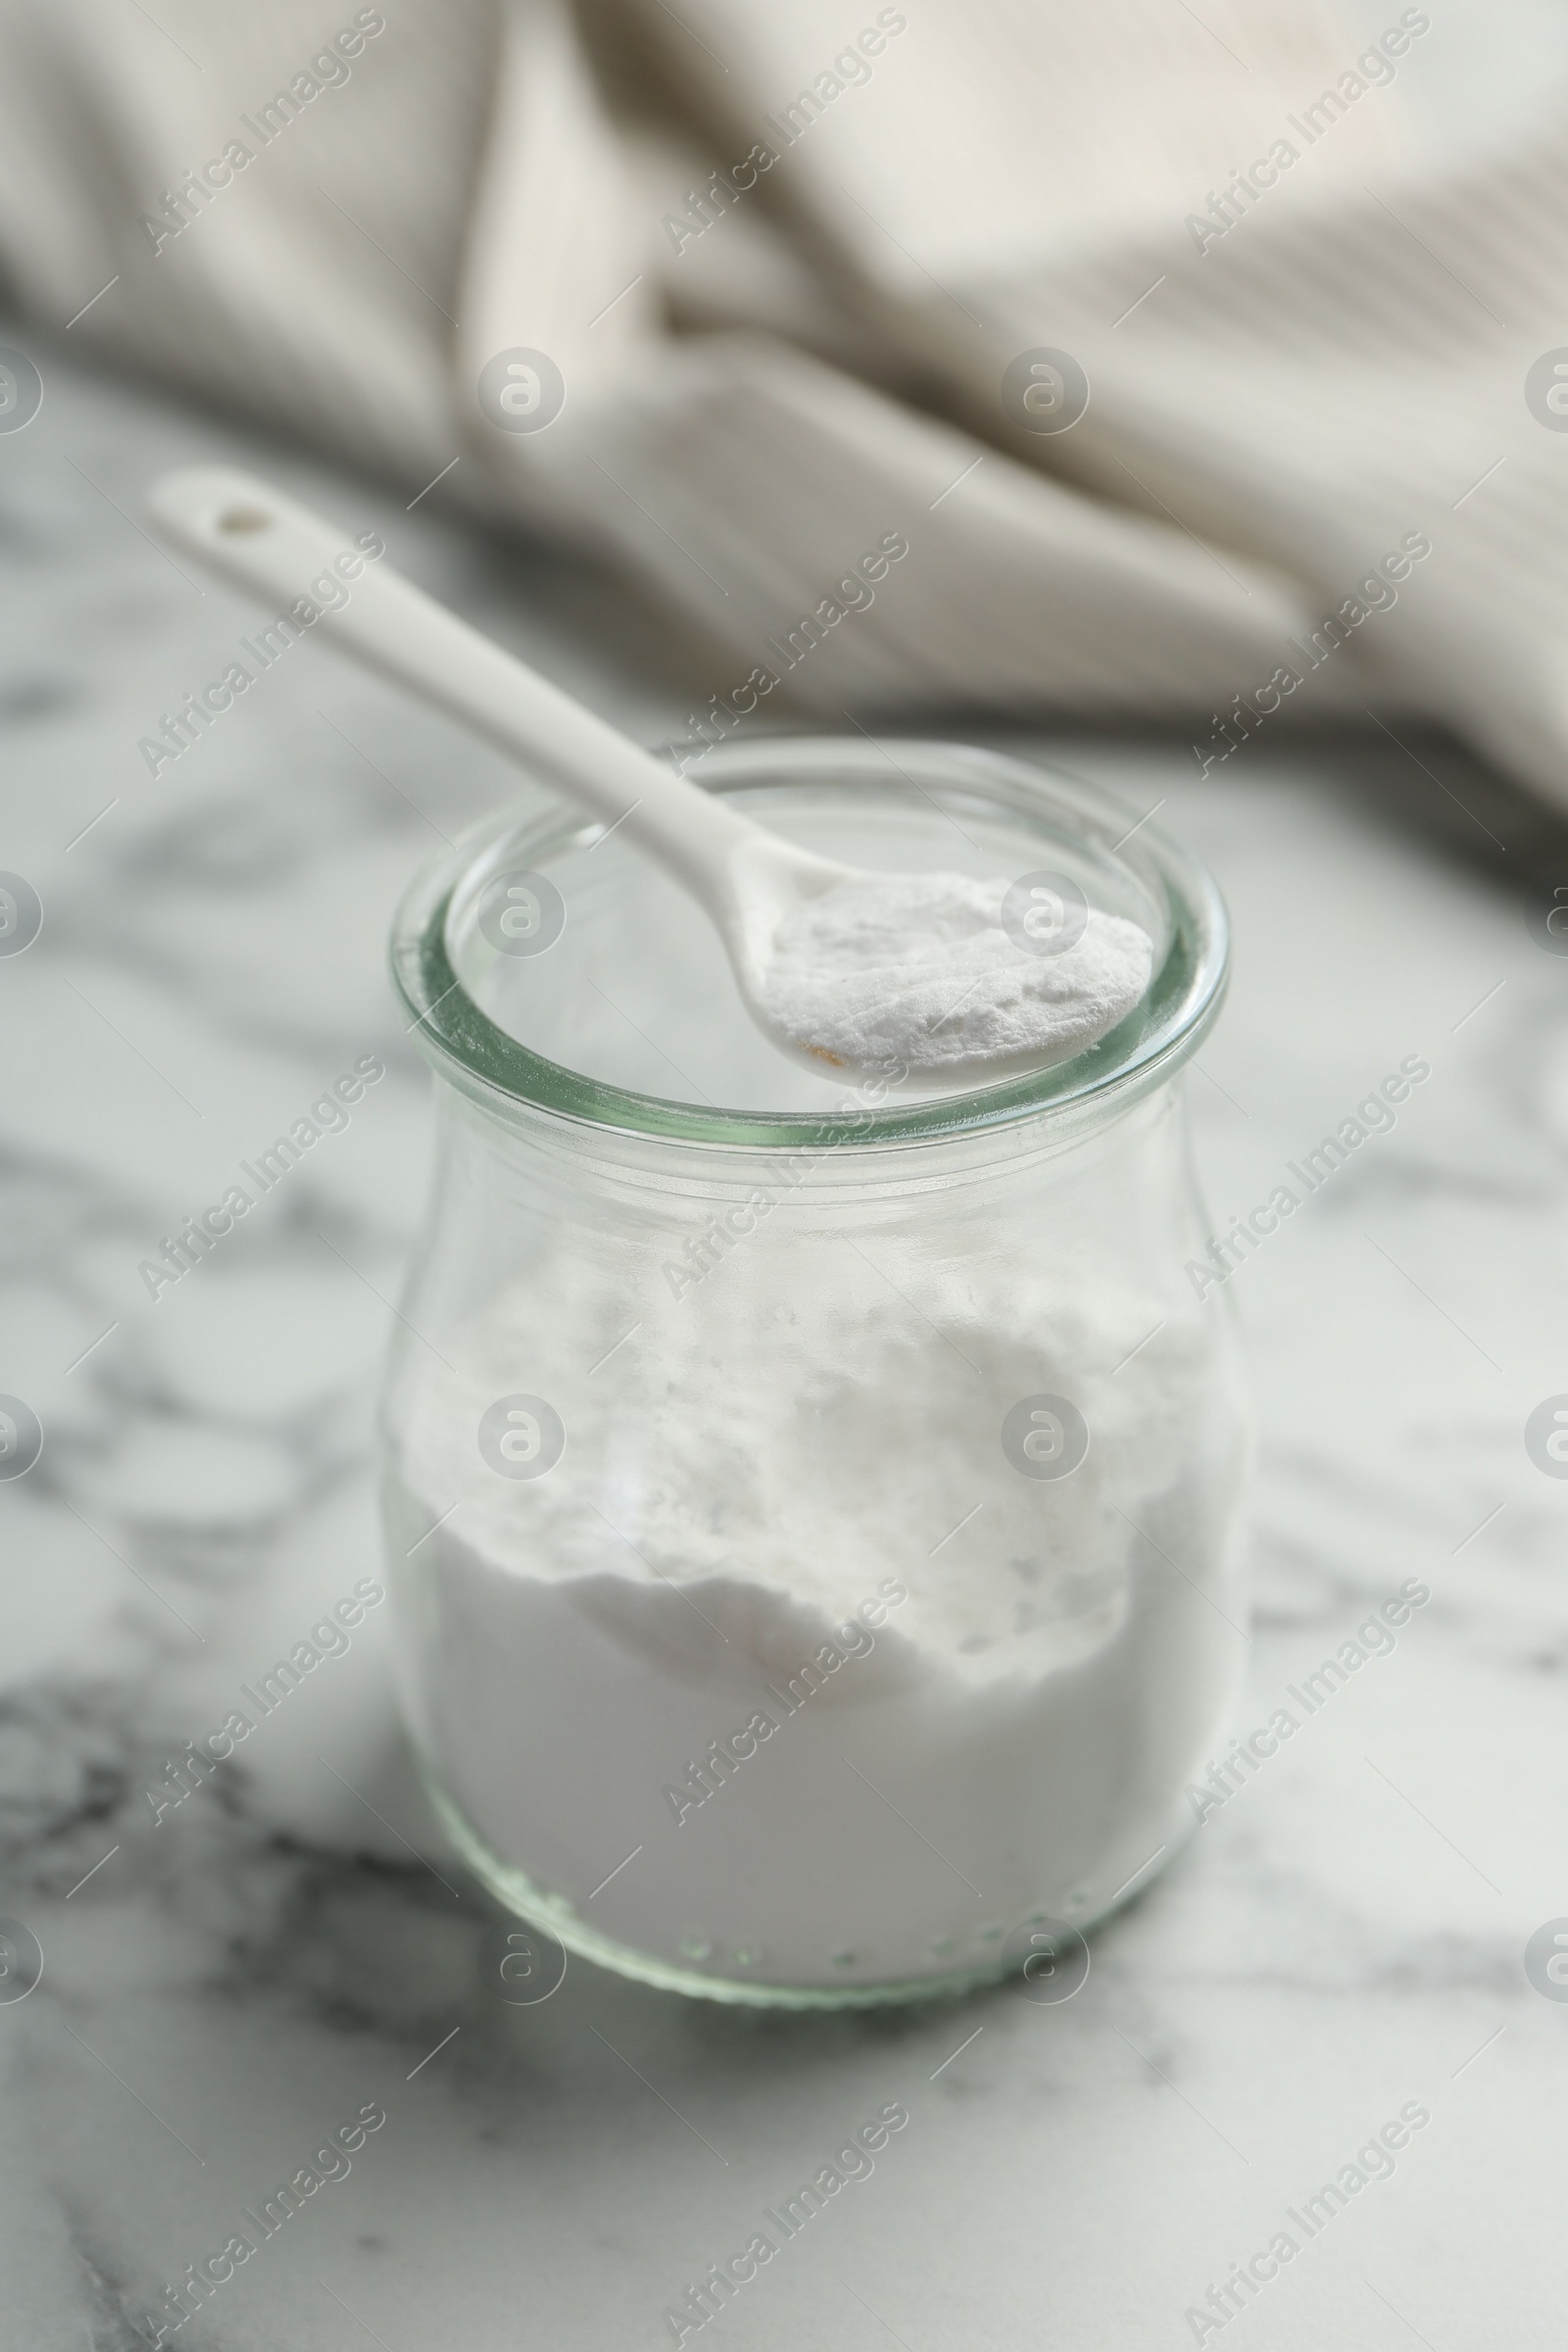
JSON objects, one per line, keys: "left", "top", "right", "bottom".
{"left": 388, "top": 735, "right": 1230, "bottom": 1151}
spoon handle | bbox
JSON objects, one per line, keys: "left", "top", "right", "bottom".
{"left": 144, "top": 466, "right": 757, "bottom": 898}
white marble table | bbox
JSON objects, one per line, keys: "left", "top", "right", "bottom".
{"left": 2, "top": 331, "right": 1565, "bottom": 2352}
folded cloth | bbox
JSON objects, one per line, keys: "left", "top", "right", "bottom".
{"left": 1, "top": 0, "right": 1562, "bottom": 806}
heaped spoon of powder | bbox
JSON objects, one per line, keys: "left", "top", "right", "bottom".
{"left": 145, "top": 466, "right": 1153, "bottom": 1083}
{"left": 760, "top": 870, "right": 1152, "bottom": 1077}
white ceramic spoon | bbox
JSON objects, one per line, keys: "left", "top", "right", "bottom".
{"left": 145, "top": 467, "right": 866, "bottom": 1062}
{"left": 144, "top": 466, "right": 1152, "bottom": 1082}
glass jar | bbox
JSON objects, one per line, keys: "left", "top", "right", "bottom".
{"left": 380, "top": 737, "right": 1250, "bottom": 2006}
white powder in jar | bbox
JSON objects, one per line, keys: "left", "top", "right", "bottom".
{"left": 386, "top": 1242, "right": 1248, "bottom": 1995}
{"left": 757, "top": 871, "right": 1153, "bottom": 1077}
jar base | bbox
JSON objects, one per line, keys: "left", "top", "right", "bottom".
{"left": 424, "top": 1769, "right": 1177, "bottom": 2011}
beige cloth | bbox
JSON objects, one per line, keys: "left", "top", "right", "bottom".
{"left": 1, "top": 0, "right": 1563, "bottom": 800}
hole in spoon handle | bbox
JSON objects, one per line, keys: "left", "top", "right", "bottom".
{"left": 217, "top": 505, "right": 273, "bottom": 535}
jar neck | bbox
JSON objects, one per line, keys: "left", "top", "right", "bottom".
{"left": 431, "top": 1054, "right": 1191, "bottom": 1204}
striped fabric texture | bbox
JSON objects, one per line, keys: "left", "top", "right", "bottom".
{"left": 0, "top": 0, "right": 1560, "bottom": 800}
